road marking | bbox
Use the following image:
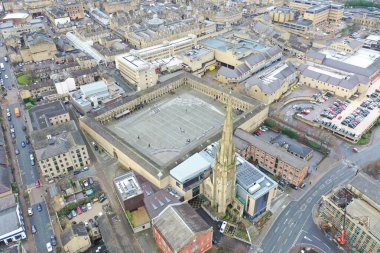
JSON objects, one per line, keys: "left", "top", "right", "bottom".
{"left": 300, "top": 204, "right": 307, "bottom": 211}
{"left": 283, "top": 238, "right": 288, "bottom": 245}
{"left": 319, "top": 184, "right": 325, "bottom": 190}
{"left": 306, "top": 197, "right": 312, "bottom": 203}
{"left": 285, "top": 210, "right": 290, "bottom": 216}
{"left": 312, "top": 191, "right": 317, "bottom": 197}
{"left": 274, "top": 226, "right": 279, "bottom": 233}
{"left": 283, "top": 218, "right": 288, "bottom": 225}
{"left": 303, "top": 236, "right": 312, "bottom": 242}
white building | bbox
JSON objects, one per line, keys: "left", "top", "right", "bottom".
{"left": 55, "top": 77, "right": 76, "bottom": 94}
{"left": 115, "top": 34, "right": 197, "bottom": 91}
{"left": 0, "top": 195, "right": 26, "bottom": 245}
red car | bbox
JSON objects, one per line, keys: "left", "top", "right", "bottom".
{"left": 35, "top": 179, "right": 41, "bottom": 188}
{"left": 76, "top": 206, "right": 82, "bottom": 215}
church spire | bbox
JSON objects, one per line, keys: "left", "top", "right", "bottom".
{"left": 217, "top": 97, "right": 235, "bottom": 168}
{"left": 211, "top": 97, "right": 237, "bottom": 214}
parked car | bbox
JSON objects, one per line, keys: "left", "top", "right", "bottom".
{"left": 352, "top": 148, "right": 359, "bottom": 153}
{"left": 66, "top": 212, "right": 72, "bottom": 220}
{"left": 46, "top": 242, "right": 53, "bottom": 252}
{"left": 71, "top": 209, "right": 77, "bottom": 217}
{"left": 87, "top": 202, "right": 92, "bottom": 210}
{"left": 83, "top": 179, "right": 89, "bottom": 187}
{"left": 81, "top": 205, "right": 87, "bottom": 212}
{"left": 35, "top": 179, "right": 41, "bottom": 188}
{"left": 28, "top": 207, "right": 33, "bottom": 216}
{"left": 82, "top": 166, "right": 89, "bottom": 172}
{"left": 37, "top": 203, "right": 42, "bottom": 212}
{"left": 76, "top": 206, "right": 82, "bottom": 215}
{"left": 73, "top": 170, "right": 81, "bottom": 175}
{"left": 99, "top": 194, "right": 107, "bottom": 203}
{"left": 15, "top": 149, "right": 20, "bottom": 155}
{"left": 31, "top": 225, "right": 37, "bottom": 234}
{"left": 88, "top": 178, "right": 94, "bottom": 185}
{"left": 50, "top": 235, "right": 57, "bottom": 246}
{"left": 21, "top": 141, "right": 26, "bottom": 148}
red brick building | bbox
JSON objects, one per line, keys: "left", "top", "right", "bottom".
{"left": 234, "top": 129, "right": 309, "bottom": 187}
{"left": 152, "top": 203, "right": 213, "bottom": 253}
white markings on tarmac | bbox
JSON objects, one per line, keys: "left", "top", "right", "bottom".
{"left": 275, "top": 226, "right": 279, "bottom": 233}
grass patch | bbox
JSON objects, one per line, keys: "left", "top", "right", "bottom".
{"left": 11, "top": 182, "right": 19, "bottom": 193}
{"left": 235, "top": 227, "right": 249, "bottom": 242}
{"left": 308, "top": 140, "right": 321, "bottom": 150}
{"left": 16, "top": 73, "right": 31, "bottom": 85}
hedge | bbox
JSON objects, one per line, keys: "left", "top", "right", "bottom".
{"left": 264, "top": 118, "right": 276, "bottom": 128}
{"left": 282, "top": 127, "right": 298, "bottom": 139}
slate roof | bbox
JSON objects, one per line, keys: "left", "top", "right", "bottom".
{"left": 270, "top": 134, "right": 313, "bottom": 159}
{"left": 306, "top": 50, "right": 326, "bottom": 62}
{"left": 0, "top": 165, "right": 11, "bottom": 195}
{"left": 300, "top": 64, "right": 361, "bottom": 90}
{"left": 0, "top": 195, "right": 20, "bottom": 237}
{"left": 143, "top": 190, "right": 179, "bottom": 219}
{"left": 32, "top": 121, "right": 86, "bottom": 160}
{"left": 234, "top": 128, "right": 308, "bottom": 169}
{"left": 153, "top": 203, "right": 211, "bottom": 251}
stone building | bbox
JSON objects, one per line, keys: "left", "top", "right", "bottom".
{"left": 20, "top": 32, "right": 57, "bottom": 63}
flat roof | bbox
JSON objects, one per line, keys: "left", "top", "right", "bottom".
{"left": 346, "top": 198, "right": 380, "bottom": 240}
{"left": 81, "top": 72, "right": 262, "bottom": 180}
{"left": 319, "top": 48, "right": 380, "bottom": 69}
{"left": 200, "top": 33, "right": 268, "bottom": 55}
{"left": 0, "top": 195, "right": 21, "bottom": 237}
{"left": 170, "top": 153, "right": 211, "bottom": 183}
{"left": 80, "top": 80, "right": 108, "bottom": 95}
{"left": 114, "top": 171, "right": 143, "bottom": 201}
{"left": 3, "top": 13, "right": 29, "bottom": 20}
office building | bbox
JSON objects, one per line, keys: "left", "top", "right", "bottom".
{"left": 28, "top": 100, "right": 70, "bottom": 130}
{"left": 114, "top": 172, "right": 144, "bottom": 211}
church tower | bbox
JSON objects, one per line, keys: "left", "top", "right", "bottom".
{"left": 211, "top": 98, "right": 237, "bottom": 215}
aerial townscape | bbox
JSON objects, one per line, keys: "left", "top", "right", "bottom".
{"left": 0, "top": 0, "right": 379, "bottom": 253}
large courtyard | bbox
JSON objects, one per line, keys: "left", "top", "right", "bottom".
{"left": 107, "top": 87, "right": 230, "bottom": 166}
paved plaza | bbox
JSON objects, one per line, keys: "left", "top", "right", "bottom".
{"left": 108, "top": 87, "right": 228, "bottom": 165}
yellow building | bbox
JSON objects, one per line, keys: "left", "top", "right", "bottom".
{"left": 102, "top": 0, "right": 138, "bottom": 14}
{"left": 269, "top": 7, "right": 296, "bottom": 23}
{"left": 176, "top": 47, "right": 216, "bottom": 77}
{"left": 246, "top": 62, "right": 298, "bottom": 104}
{"left": 31, "top": 121, "right": 90, "bottom": 179}
{"left": 289, "top": 0, "right": 343, "bottom": 25}
{"left": 115, "top": 35, "right": 196, "bottom": 90}
{"left": 320, "top": 173, "right": 380, "bottom": 253}
{"left": 79, "top": 73, "right": 266, "bottom": 189}
{"left": 27, "top": 100, "right": 71, "bottom": 128}
{"left": 352, "top": 13, "right": 379, "bottom": 28}
{"left": 298, "top": 63, "right": 366, "bottom": 99}
{"left": 20, "top": 32, "right": 57, "bottom": 63}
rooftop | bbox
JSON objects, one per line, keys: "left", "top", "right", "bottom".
{"left": 234, "top": 128, "right": 308, "bottom": 170}
{"left": 153, "top": 203, "right": 211, "bottom": 251}
{"left": 349, "top": 173, "right": 380, "bottom": 206}
{"left": 3, "top": 12, "right": 29, "bottom": 20}
{"left": 61, "top": 223, "right": 88, "bottom": 246}
{"left": 319, "top": 48, "right": 380, "bottom": 69}
{"left": 200, "top": 33, "right": 268, "bottom": 55}
{"left": 113, "top": 171, "right": 143, "bottom": 201}
{"left": 143, "top": 189, "right": 179, "bottom": 219}
{"left": 28, "top": 100, "right": 67, "bottom": 130}
{"left": 0, "top": 195, "right": 21, "bottom": 237}
{"left": 31, "top": 121, "right": 85, "bottom": 160}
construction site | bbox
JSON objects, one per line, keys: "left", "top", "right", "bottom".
{"left": 318, "top": 173, "right": 380, "bottom": 253}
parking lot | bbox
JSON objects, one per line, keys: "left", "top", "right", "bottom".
{"left": 297, "top": 85, "right": 380, "bottom": 142}
{"left": 68, "top": 201, "right": 109, "bottom": 225}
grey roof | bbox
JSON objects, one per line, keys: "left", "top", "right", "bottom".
{"left": 0, "top": 165, "right": 11, "bottom": 195}
{"left": 271, "top": 135, "right": 313, "bottom": 158}
{"left": 61, "top": 223, "right": 88, "bottom": 246}
{"left": 28, "top": 100, "right": 67, "bottom": 130}
{"left": 143, "top": 190, "right": 179, "bottom": 219}
{"left": 234, "top": 128, "right": 308, "bottom": 169}
{"left": 218, "top": 66, "right": 242, "bottom": 78}
{"left": 0, "top": 195, "right": 20, "bottom": 237}
{"left": 32, "top": 121, "right": 85, "bottom": 160}
{"left": 347, "top": 40, "right": 363, "bottom": 50}
{"left": 244, "top": 53, "right": 267, "bottom": 66}
{"left": 154, "top": 203, "right": 211, "bottom": 251}
{"left": 300, "top": 65, "right": 360, "bottom": 90}
{"left": 349, "top": 173, "right": 380, "bottom": 206}
{"left": 306, "top": 50, "right": 326, "bottom": 61}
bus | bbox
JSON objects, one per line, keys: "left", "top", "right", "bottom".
{"left": 14, "top": 107, "right": 21, "bottom": 117}
{"left": 0, "top": 63, "right": 4, "bottom": 71}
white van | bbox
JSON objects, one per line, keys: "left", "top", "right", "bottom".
{"left": 220, "top": 221, "right": 227, "bottom": 233}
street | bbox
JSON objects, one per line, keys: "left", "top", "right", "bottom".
{"left": 29, "top": 202, "right": 55, "bottom": 253}
{"left": 260, "top": 163, "right": 356, "bottom": 253}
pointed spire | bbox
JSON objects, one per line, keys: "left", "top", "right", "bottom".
{"left": 216, "top": 97, "right": 235, "bottom": 168}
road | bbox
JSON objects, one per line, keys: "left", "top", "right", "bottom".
{"left": 260, "top": 163, "right": 356, "bottom": 253}
{"left": 8, "top": 103, "right": 39, "bottom": 187}
{"left": 29, "top": 202, "right": 55, "bottom": 253}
